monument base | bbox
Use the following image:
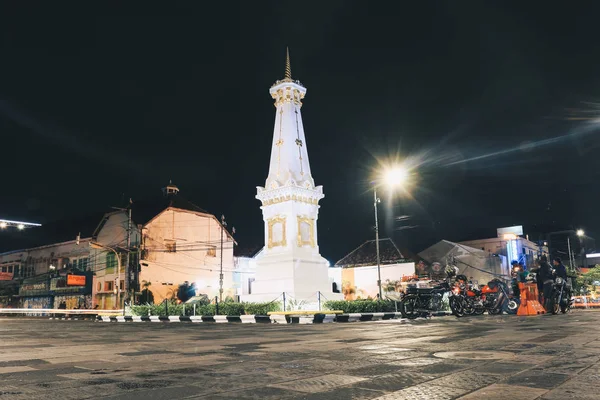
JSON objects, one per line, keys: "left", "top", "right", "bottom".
{"left": 240, "top": 251, "right": 344, "bottom": 310}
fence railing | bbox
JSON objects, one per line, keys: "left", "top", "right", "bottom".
{"left": 0, "top": 308, "right": 123, "bottom": 317}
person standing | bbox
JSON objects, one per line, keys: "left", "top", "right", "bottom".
{"left": 538, "top": 255, "right": 554, "bottom": 311}
{"left": 553, "top": 257, "right": 570, "bottom": 301}
{"left": 553, "top": 257, "right": 567, "bottom": 280}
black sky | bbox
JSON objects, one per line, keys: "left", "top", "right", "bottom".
{"left": 1, "top": 2, "right": 600, "bottom": 261}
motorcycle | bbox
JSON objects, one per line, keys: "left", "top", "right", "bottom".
{"left": 401, "top": 276, "right": 454, "bottom": 319}
{"left": 550, "top": 276, "right": 572, "bottom": 315}
{"left": 480, "top": 278, "right": 518, "bottom": 315}
{"left": 450, "top": 275, "right": 484, "bottom": 317}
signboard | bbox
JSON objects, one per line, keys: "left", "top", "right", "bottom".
{"left": 0, "top": 272, "right": 13, "bottom": 281}
{"left": 66, "top": 275, "right": 86, "bottom": 286}
{"left": 497, "top": 225, "right": 523, "bottom": 238}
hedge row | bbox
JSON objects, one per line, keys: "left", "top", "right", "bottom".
{"left": 323, "top": 299, "right": 397, "bottom": 313}
{"left": 130, "top": 301, "right": 281, "bottom": 317}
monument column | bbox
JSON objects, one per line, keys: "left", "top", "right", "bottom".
{"left": 242, "top": 49, "right": 342, "bottom": 305}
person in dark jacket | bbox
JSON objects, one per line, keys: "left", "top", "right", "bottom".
{"left": 553, "top": 257, "right": 568, "bottom": 280}
{"left": 538, "top": 255, "right": 554, "bottom": 311}
{"left": 553, "top": 257, "right": 570, "bottom": 301}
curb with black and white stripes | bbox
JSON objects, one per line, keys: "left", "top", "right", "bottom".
{"left": 95, "top": 312, "right": 407, "bottom": 324}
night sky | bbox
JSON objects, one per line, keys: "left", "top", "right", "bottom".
{"left": 2, "top": 2, "right": 600, "bottom": 261}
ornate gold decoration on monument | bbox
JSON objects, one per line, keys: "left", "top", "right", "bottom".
{"left": 267, "top": 216, "right": 287, "bottom": 248}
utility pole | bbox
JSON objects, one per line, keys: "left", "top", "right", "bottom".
{"left": 373, "top": 187, "right": 382, "bottom": 300}
{"left": 110, "top": 205, "right": 132, "bottom": 309}
{"left": 125, "top": 205, "right": 132, "bottom": 305}
{"left": 220, "top": 215, "right": 227, "bottom": 303}
{"left": 567, "top": 237, "right": 575, "bottom": 271}
{"left": 135, "top": 223, "right": 143, "bottom": 304}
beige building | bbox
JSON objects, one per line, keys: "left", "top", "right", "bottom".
{"left": 91, "top": 183, "right": 235, "bottom": 308}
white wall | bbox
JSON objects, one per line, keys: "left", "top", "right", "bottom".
{"left": 140, "top": 209, "right": 235, "bottom": 303}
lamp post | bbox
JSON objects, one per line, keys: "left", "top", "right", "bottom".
{"left": 577, "top": 229, "right": 585, "bottom": 268}
{"left": 373, "top": 166, "right": 409, "bottom": 300}
{"left": 547, "top": 229, "right": 587, "bottom": 270}
{"left": 90, "top": 242, "right": 122, "bottom": 308}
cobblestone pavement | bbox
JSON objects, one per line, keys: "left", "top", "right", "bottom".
{"left": 1, "top": 311, "right": 599, "bottom": 399}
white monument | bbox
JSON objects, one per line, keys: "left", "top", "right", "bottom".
{"left": 242, "top": 50, "right": 342, "bottom": 306}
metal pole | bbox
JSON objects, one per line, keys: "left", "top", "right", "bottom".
{"left": 567, "top": 236, "right": 574, "bottom": 271}
{"left": 318, "top": 291, "right": 321, "bottom": 311}
{"left": 125, "top": 207, "right": 132, "bottom": 305}
{"left": 283, "top": 292, "right": 286, "bottom": 312}
{"left": 374, "top": 187, "right": 382, "bottom": 300}
{"left": 219, "top": 215, "right": 225, "bottom": 303}
{"left": 116, "top": 250, "right": 121, "bottom": 309}
{"left": 215, "top": 296, "right": 219, "bottom": 315}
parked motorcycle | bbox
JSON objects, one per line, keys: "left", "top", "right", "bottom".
{"left": 401, "top": 276, "right": 453, "bottom": 319}
{"left": 452, "top": 277, "right": 518, "bottom": 316}
{"left": 550, "top": 276, "right": 572, "bottom": 314}
{"left": 450, "top": 275, "right": 484, "bottom": 317}
{"left": 480, "top": 278, "right": 518, "bottom": 315}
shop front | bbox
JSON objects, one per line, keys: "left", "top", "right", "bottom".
{"left": 19, "top": 278, "right": 52, "bottom": 315}
{"left": 50, "top": 273, "right": 93, "bottom": 309}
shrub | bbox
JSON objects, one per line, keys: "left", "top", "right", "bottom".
{"left": 243, "top": 301, "right": 281, "bottom": 315}
{"left": 323, "top": 299, "right": 397, "bottom": 313}
{"left": 131, "top": 300, "right": 283, "bottom": 316}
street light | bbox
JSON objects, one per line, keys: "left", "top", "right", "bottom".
{"left": 577, "top": 229, "right": 585, "bottom": 237}
{"left": 90, "top": 242, "right": 122, "bottom": 308}
{"left": 374, "top": 165, "right": 410, "bottom": 300}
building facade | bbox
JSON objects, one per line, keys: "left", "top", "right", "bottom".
{"left": 459, "top": 226, "right": 548, "bottom": 270}
{"left": 0, "top": 238, "right": 92, "bottom": 308}
{"left": 91, "top": 183, "right": 236, "bottom": 308}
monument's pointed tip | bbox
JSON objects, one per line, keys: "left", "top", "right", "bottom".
{"left": 285, "top": 47, "right": 292, "bottom": 80}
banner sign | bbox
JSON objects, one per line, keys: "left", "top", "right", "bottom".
{"left": 0, "top": 272, "right": 13, "bottom": 281}
{"left": 66, "top": 275, "right": 86, "bottom": 286}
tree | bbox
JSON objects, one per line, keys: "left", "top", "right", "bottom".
{"left": 576, "top": 265, "right": 600, "bottom": 294}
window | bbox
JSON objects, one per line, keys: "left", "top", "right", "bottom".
{"left": 78, "top": 258, "right": 88, "bottom": 271}
{"left": 165, "top": 241, "right": 176, "bottom": 253}
{"left": 106, "top": 253, "right": 116, "bottom": 274}
{"left": 207, "top": 246, "right": 216, "bottom": 257}
{"left": 120, "top": 280, "right": 124, "bottom": 291}
{"left": 1, "top": 267, "right": 6, "bottom": 273}
{"left": 104, "top": 281, "right": 114, "bottom": 292}
{"left": 97, "top": 282, "right": 101, "bottom": 292}
{"left": 13, "top": 266, "right": 19, "bottom": 276}
{"left": 8, "top": 266, "right": 13, "bottom": 273}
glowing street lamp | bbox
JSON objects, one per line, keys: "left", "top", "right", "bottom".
{"left": 373, "top": 165, "right": 411, "bottom": 300}
{"left": 0, "top": 219, "right": 41, "bottom": 229}
{"left": 577, "top": 229, "right": 585, "bottom": 237}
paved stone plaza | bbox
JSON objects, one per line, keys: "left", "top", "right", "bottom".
{"left": 0, "top": 312, "right": 599, "bottom": 399}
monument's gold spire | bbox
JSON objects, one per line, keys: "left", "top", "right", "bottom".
{"left": 285, "top": 47, "right": 292, "bottom": 80}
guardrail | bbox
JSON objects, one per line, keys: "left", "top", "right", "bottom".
{"left": 573, "top": 296, "right": 600, "bottom": 308}
{"left": 0, "top": 308, "right": 123, "bottom": 317}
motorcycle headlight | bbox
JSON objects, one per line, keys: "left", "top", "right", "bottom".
{"left": 556, "top": 277, "right": 563, "bottom": 284}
